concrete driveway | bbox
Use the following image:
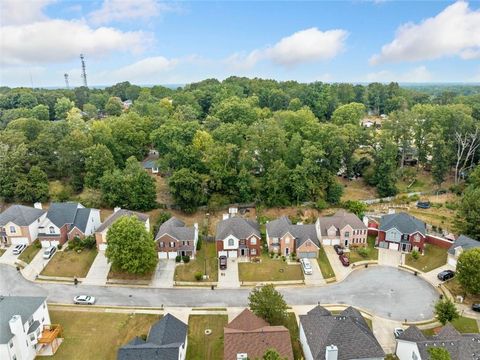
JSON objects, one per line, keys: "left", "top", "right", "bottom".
{"left": 0, "top": 246, "right": 19, "bottom": 266}
{"left": 152, "top": 260, "right": 175, "bottom": 288}
{"left": 372, "top": 316, "right": 403, "bottom": 353}
{"left": 83, "top": 251, "right": 111, "bottom": 285}
{"left": 304, "top": 259, "right": 326, "bottom": 286}
{"left": 422, "top": 264, "right": 455, "bottom": 288}
{"left": 218, "top": 258, "right": 240, "bottom": 288}
{"left": 378, "top": 248, "right": 402, "bottom": 267}
{"left": 323, "top": 246, "right": 352, "bottom": 281}
{"left": 22, "top": 249, "right": 51, "bottom": 281}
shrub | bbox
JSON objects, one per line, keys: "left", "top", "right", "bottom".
{"left": 81, "top": 236, "right": 96, "bottom": 249}
{"left": 357, "top": 247, "right": 370, "bottom": 258}
{"left": 34, "top": 240, "right": 41, "bottom": 249}
{"left": 411, "top": 249, "right": 420, "bottom": 260}
{"left": 182, "top": 255, "right": 190, "bottom": 263}
{"left": 314, "top": 198, "right": 328, "bottom": 211}
{"left": 57, "top": 244, "right": 62, "bottom": 250}
{"left": 445, "top": 201, "right": 458, "bottom": 210}
{"left": 281, "top": 256, "right": 286, "bottom": 262}
{"left": 196, "top": 238, "right": 202, "bottom": 251}
{"left": 175, "top": 255, "right": 181, "bottom": 263}
{"left": 194, "top": 271, "right": 203, "bottom": 281}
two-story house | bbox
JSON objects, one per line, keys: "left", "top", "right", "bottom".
{"left": 216, "top": 216, "right": 261, "bottom": 258}
{"left": 0, "top": 205, "right": 46, "bottom": 246}
{"left": 377, "top": 212, "right": 426, "bottom": 252}
{"left": 316, "top": 210, "right": 368, "bottom": 248}
{"left": 266, "top": 216, "right": 319, "bottom": 258}
{"left": 38, "top": 202, "right": 101, "bottom": 248}
{"left": 95, "top": 208, "right": 150, "bottom": 251}
{"left": 155, "top": 217, "right": 198, "bottom": 259}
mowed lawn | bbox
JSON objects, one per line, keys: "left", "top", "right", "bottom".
{"left": 405, "top": 244, "right": 447, "bottom": 272}
{"left": 175, "top": 241, "right": 218, "bottom": 282}
{"left": 348, "top": 236, "right": 379, "bottom": 263}
{"left": 422, "top": 316, "right": 479, "bottom": 336}
{"left": 317, "top": 247, "right": 335, "bottom": 279}
{"left": 186, "top": 315, "right": 228, "bottom": 360}
{"left": 41, "top": 249, "right": 97, "bottom": 277}
{"left": 239, "top": 254, "right": 304, "bottom": 282}
{"left": 18, "top": 240, "right": 42, "bottom": 264}
{"left": 49, "top": 310, "right": 162, "bottom": 360}
{"left": 444, "top": 278, "right": 480, "bottom": 305}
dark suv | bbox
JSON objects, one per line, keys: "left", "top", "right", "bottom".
{"left": 219, "top": 256, "right": 227, "bottom": 270}
{"left": 333, "top": 245, "right": 344, "bottom": 255}
{"left": 437, "top": 269, "right": 455, "bottom": 281}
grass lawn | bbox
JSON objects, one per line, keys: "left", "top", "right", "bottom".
{"left": 40, "top": 248, "right": 97, "bottom": 278}
{"left": 444, "top": 278, "right": 480, "bottom": 305}
{"left": 238, "top": 254, "right": 304, "bottom": 282}
{"left": 405, "top": 244, "right": 447, "bottom": 272}
{"left": 0, "top": 248, "right": 5, "bottom": 256}
{"left": 422, "top": 316, "right": 479, "bottom": 336}
{"left": 18, "top": 240, "right": 41, "bottom": 264}
{"left": 284, "top": 313, "right": 304, "bottom": 360}
{"left": 340, "top": 177, "right": 377, "bottom": 201}
{"left": 175, "top": 241, "right": 218, "bottom": 282}
{"left": 317, "top": 247, "right": 335, "bottom": 279}
{"left": 348, "top": 235, "right": 378, "bottom": 263}
{"left": 186, "top": 315, "right": 228, "bottom": 360}
{"left": 108, "top": 265, "right": 155, "bottom": 281}
{"left": 49, "top": 310, "right": 161, "bottom": 360}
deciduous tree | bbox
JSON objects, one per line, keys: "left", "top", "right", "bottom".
{"left": 456, "top": 248, "right": 480, "bottom": 295}
{"left": 248, "top": 284, "right": 288, "bottom": 325}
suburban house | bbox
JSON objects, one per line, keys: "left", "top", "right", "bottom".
{"left": 299, "top": 305, "right": 384, "bottom": 360}
{"left": 447, "top": 234, "right": 480, "bottom": 267}
{"left": 266, "top": 216, "right": 319, "bottom": 258}
{"left": 395, "top": 324, "right": 480, "bottom": 360}
{"left": 142, "top": 149, "right": 160, "bottom": 175}
{"left": 0, "top": 296, "right": 62, "bottom": 360}
{"left": 0, "top": 205, "right": 46, "bottom": 246}
{"left": 376, "top": 212, "right": 426, "bottom": 252}
{"left": 155, "top": 217, "right": 198, "bottom": 259}
{"left": 216, "top": 216, "right": 261, "bottom": 258}
{"left": 224, "top": 309, "right": 294, "bottom": 360}
{"left": 117, "top": 313, "right": 188, "bottom": 360}
{"left": 316, "top": 210, "right": 368, "bottom": 248}
{"left": 37, "top": 202, "right": 101, "bottom": 248}
{"left": 95, "top": 208, "right": 150, "bottom": 251}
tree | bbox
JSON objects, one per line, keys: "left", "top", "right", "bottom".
{"left": 373, "top": 139, "right": 398, "bottom": 197}
{"left": 248, "top": 284, "right": 288, "bottom": 325}
{"left": 168, "top": 168, "right": 206, "bottom": 213}
{"left": 84, "top": 144, "right": 116, "bottom": 188}
{"left": 105, "top": 96, "right": 123, "bottom": 116}
{"left": 15, "top": 166, "right": 49, "bottom": 203}
{"left": 342, "top": 200, "right": 367, "bottom": 218}
{"left": 83, "top": 103, "right": 98, "bottom": 119}
{"left": 455, "top": 188, "right": 480, "bottom": 239}
{"left": 427, "top": 347, "right": 451, "bottom": 360}
{"left": 31, "top": 104, "right": 50, "bottom": 121}
{"left": 54, "top": 97, "right": 74, "bottom": 120}
{"left": 331, "top": 102, "right": 366, "bottom": 126}
{"left": 431, "top": 134, "right": 449, "bottom": 186}
{"left": 257, "top": 349, "right": 288, "bottom": 360}
{"left": 105, "top": 216, "right": 157, "bottom": 275}
{"left": 434, "top": 298, "right": 459, "bottom": 325}
{"left": 456, "top": 248, "right": 480, "bottom": 295}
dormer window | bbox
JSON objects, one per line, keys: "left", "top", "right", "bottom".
{"left": 228, "top": 238, "right": 234, "bottom": 246}
{"left": 9, "top": 226, "right": 16, "bottom": 233}
{"left": 49, "top": 226, "right": 55, "bottom": 234}
{"left": 345, "top": 232, "right": 350, "bottom": 237}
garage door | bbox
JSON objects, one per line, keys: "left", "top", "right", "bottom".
{"left": 447, "top": 256, "right": 457, "bottom": 267}
{"left": 331, "top": 239, "right": 340, "bottom": 246}
{"left": 158, "top": 252, "right": 168, "bottom": 259}
{"left": 218, "top": 251, "right": 228, "bottom": 257}
{"left": 388, "top": 242, "right": 399, "bottom": 251}
{"left": 41, "top": 240, "right": 59, "bottom": 248}
{"left": 99, "top": 243, "right": 107, "bottom": 251}
{"left": 168, "top": 252, "right": 177, "bottom": 259}
{"left": 11, "top": 237, "right": 29, "bottom": 245}
{"left": 228, "top": 251, "right": 238, "bottom": 258}
{"left": 298, "top": 252, "right": 317, "bottom": 258}
{"left": 322, "top": 239, "right": 331, "bottom": 245}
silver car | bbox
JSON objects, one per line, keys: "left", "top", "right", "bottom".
{"left": 12, "top": 244, "right": 27, "bottom": 255}
{"left": 73, "top": 295, "right": 96, "bottom": 305}
{"left": 300, "top": 258, "right": 313, "bottom": 275}
{"left": 43, "top": 246, "right": 56, "bottom": 259}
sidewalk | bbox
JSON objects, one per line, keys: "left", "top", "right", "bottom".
{"left": 22, "top": 250, "right": 51, "bottom": 281}
{"left": 83, "top": 251, "right": 111, "bottom": 285}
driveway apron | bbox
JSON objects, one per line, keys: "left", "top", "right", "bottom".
{"left": 218, "top": 258, "right": 240, "bottom": 288}
{"left": 152, "top": 260, "right": 175, "bottom": 288}
{"left": 83, "top": 251, "right": 111, "bottom": 286}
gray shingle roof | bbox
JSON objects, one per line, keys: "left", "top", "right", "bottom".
{"left": 215, "top": 216, "right": 260, "bottom": 240}
{"left": 299, "top": 305, "right": 384, "bottom": 360}
{"left": 267, "top": 216, "right": 319, "bottom": 247}
{"left": 0, "top": 296, "right": 46, "bottom": 343}
{"left": 155, "top": 217, "right": 194, "bottom": 241}
{"left": 448, "top": 235, "right": 480, "bottom": 255}
{"left": 318, "top": 210, "right": 367, "bottom": 237}
{"left": 379, "top": 212, "right": 426, "bottom": 236}
{"left": 117, "top": 314, "right": 187, "bottom": 360}
{"left": 97, "top": 209, "right": 149, "bottom": 233}
{"left": 0, "top": 205, "right": 45, "bottom": 227}
{"left": 71, "top": 208, "right": 92, "bottom": 233}
{"left": 46, "top": 202, "right": 82, "bottom": 228}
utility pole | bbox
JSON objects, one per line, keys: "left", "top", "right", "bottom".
{"left": 80, "top": 53, "right": 88, "bottom": 88}
{"left": 64, "top": 73, "right": 70, "bottom": 90}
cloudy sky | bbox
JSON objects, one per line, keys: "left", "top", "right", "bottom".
{"left": 1, "top": 0, "right": 480, "bottom": 87}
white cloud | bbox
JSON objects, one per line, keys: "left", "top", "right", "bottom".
{"left": 104, "top": 56, "right": 178, "bottom": 83}
{"left": 0, "top": 0, "right": 54, "bottom": 26}
{"left": 370, "top": 1, "right": 480, "bottom": 65}
{"left": 366, "top": 65, "right": 433, "bottom": 82}
{"left": 227, "top": 27, "right": 348, "bottom": 69}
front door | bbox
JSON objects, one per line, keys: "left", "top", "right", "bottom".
{"left": 240, "top": 248, "right": 246, "bottom": 256}
{"left": 285, "top": 248, "right": 289, "bottom": 256}
{"left": 402, "top": 243, "right": 409, "bottom": 252}
{"left": 344, "top": 239, "right": 349, "bottom": 247}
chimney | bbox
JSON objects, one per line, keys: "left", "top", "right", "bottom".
{"left": 34, "top": 202, "right": 42, "bottom": 210}
{"left": 114, "top": 207, "right": 121, "bottom": 213}
{"left": 9, "top": 315, "right": 23, "bottom": 335}
{"left": 325, "top": 345, "right": 338, "bottom": 360}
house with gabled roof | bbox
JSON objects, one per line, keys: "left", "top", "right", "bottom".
{"left": 377, "top": 212, "right": 426, "bottom": 252}
{"left": 117, "top": 313, "right": 188, "bottom": 360}
{"left": 155, "top": 217, "right": 198, "bottom": 259}
{"left": 447, "top": 234, "right": 480, "bottom": 267}
{"left": 0, "top": 205, "right": 46, "bottom": 246}
{"left": 266, "top": 216, "right": 320, "bottom": 258}
{"left": 216, "top": 216, "right": 261, "bottom": 258}
{"left": 315, "top": 210, "right": 368, "bottom": 248}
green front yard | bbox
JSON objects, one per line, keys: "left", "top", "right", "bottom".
{"left": 0, "top": 248, "right": 5, "bottom": 257}
{"left": 422, "top": 316, "right": 479, "bottom": 336}
{"left": 175, "top": 241, "right": 218, "bottom": 282}
{"left": 444, "top": 278, "right": 480, "bottom": 305}
{"left": 348, "top": 235, "right": 378, "bottom": 263}
{"left": 238, "top": 254, "right": 304, "bottom": 282}
{"left": 49, "top": 310, "right": 161, "bottom": 360}
{"left": 18, "top": 240, "right": 41, "bottom": 264}
{"left": 405, "top": 244, "right": 447, "bottom": 272}
{"left": 40, "top": 248, "right": 97, "bottom": 278}
{"left": 108, "top": 265, "right": 155, "bottom": 281}
{"left": 317, "top": 247, "right": 335, "bottom": 279}
{"left": 186, "top": 315, "right": 228, "bottom": 360}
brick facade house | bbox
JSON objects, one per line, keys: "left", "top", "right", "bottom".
{"left": 377, "top": 212, "right": 426, "bottom": 252}
{"left": 316, "top": 210, "right": 368, "bottom": 248}
{"left": 155, "top": 217, "right": 198, "bottom": 259}
{"left": 0, "top": 205, "right": 46, "bottom": 246}
{"left": 216, "top": 216, "right": 261, "bottom": 258}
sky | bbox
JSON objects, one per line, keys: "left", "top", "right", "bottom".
{"left": 1, "top": 0, "right": 480, "bottom": 88}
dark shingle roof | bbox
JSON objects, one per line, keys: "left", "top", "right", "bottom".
{"left": 0, "top": 205, "right": 45, "bottom": 226}
{"left": 0, "top": 296, "right": 46, "bottom": 343}
{"left": 379, "top": 212, "right": 426, "bottom": 236}
{"left": 215, "top": 216, "right": 260, "bottom": 240}
{"left": 318, "top": 210, "right": 367, "bottom": 237}
{"left": 46, "top": 202, "right": 82, "bottom": 228}
{"left": 448, "top": 235, "right": 480, "bottom": 255}
{"left": 155, "top": 217, "right": 194, "bottom": 241}
{"left": 71, "top": 208, "right": 92, "bottom": 233}
{"left": 266, "top": 216, "right": 319, "bottom": 247}
{"left": 299, "top": 305, "right": 384, "bottom": 360}
{"left": 97, "top": 209, "right": 149, "bottom": 233}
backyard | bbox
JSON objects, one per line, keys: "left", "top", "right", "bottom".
{"left": 49, "top": 310, "right": 161, "bottom": 360}
{"left": 284, "top": 312, "right": 304, "bottom": 360}
{"left": 317, "top": 247, "right": 335, "bottom": 279}
{"left": 40, "top": 248, "right": 97, "bottom": 278}
{"left": 18, "top": 240, "right": 41, "bottom": 264}
{"left": 405, "top": 244, "right": 448, "bottom": 272}
{"left": 175, "top": 240, "right": 218, "bottom": 282}
{"left": 347, "top": 236, "right": 378, "bottom": 263}
{"left": 186, "top": 315, "right": 228, "bottom": 360}
{"left": 238, "top": 254, "right": 304, "bottom": 282}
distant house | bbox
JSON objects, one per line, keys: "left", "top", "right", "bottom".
{"left": 95, "top": 208, "right": 150, "bottom": 251}
{"left": 155, "top": 217, "right": 198, "bottom": 260}
{"left": 0, "top": 296, "right": 62, "bottom": 360}
{"left": 224, "top": 309, "right": 293, "bottom": 360}
{"left": 316, "top": 210, "right": 368, "bottom": 248}
{"left": 37, "top": 202, "right": 101, "bottom": 248}
{"left": 122, "top": 100, "right": 133, "bottom": 109}
{"left": 447, "top": 234, "right": 480, "bottom": 267}
{"left": 117, "top": 313, "right": 188, "bottom": 360}
{"left": 395, "top": 324, "right": 480, "bottom": 360}
{"left": 216, "top": 216, "right": 261, "bottom": 258}
{"left": 266, "top": 216, "right": 319, "bottom": 258}
{"left": 142, "top": 150, "right": 159, "bottom": 175}
{"left": 377, "top": 212, "right": 426, "bottom": 252}
{"left": 0, "top": 205, "right": 46, "bottom": 246}
{"left": 299, "top": 305, "right": 384, "bottom": 360}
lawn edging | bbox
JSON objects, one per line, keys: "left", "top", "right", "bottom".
{"left": 240, "top": 280, "right": 304, "bottom": 287}
{"left": 174, "top": 281, "right": 217, "bottom": 287}
{"left": 351, "top": 260, "right": 378, "bottom": 267}
{"left": 37, "top": 274, "right": 84, "bottom": 282}
{"left": 106, "top": 278, "right": 152, "bottom": 286}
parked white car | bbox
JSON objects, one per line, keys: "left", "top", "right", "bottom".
{"left": 12, "top": 244, "right": 27, "bottom": 255}
{"left": 43, "top": 245, "right": 56, "bottom": 259}
{"left": 300, "top": 258, "right": 313, "bottom": 275}
{"left": 73, "top": 295, "right": 96, "bottom": 305}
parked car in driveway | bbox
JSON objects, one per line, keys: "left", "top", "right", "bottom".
{"left": 43, "top": 245, "right": 56, "bottom": 259}
{"left": 12, "top": 244, "right": 27, "bottom": 255}
{"left": 472, "top": 304, "right": 480, "bottom": 312}
{"left": 339, "top": 254, "right": 350, "bottom": 267}
{"left": 437, "top": 269, "right": 455, "bottom": 281}
{"left": 394, "top": 328, "right": 405, "bottom": 338}
{"left": 300, "top": 258, "right": 313, "bottom": 275}
{"left": 333, "top": 245, "right": 344, "bottom": 255}
{"left": 73, "top": 295, "right": 96, "bottom": 305}
{"left": 219, "top": 255, "right": 227, "bottom": 270}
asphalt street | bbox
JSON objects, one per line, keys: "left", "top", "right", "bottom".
{"left": 0, "top": 264, "right": 439, "bottom": 321}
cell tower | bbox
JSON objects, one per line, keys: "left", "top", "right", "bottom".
{"left": 64, "top": 73, "right": 70, "bottom": 89}
{"left": 80, "top": 53, "right": 88, "bottom": 88}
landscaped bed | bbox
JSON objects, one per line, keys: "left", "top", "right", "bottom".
{"left": 444, "top": 278, "right": 480, "bottom": 305}
{"left": 238, "top": 254, "right": 304, "bottom": 282}
{"left": 40, "top": 248, "right": 97, "bottom": 278}
{"left": 49, "top": 310, "right": 161, "bottom": 360}
{"left": 17, "top": 240, "right": 42, "bottom": 264}
{"left": 186, "top": 315, "right": 228, "bottom": 360}
{"left": 317, "top": 247, "right": 335, "bottom": 279}
{"left": 347, "top": 235, "right": 378, "bottom": 263}
{"left": 175, "top": 241, "right": 218, "bottom": 282}
{"left": 405, "top": 244, "right": 447, "bottom": 272}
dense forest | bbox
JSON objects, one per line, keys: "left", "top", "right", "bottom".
{"left": 0, "top": 79, "right": 479, "bottom": 231}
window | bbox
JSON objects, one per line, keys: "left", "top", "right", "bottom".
{"left": 9, "top": 226, "right": 16, "bottom": 233}
{"left": 159, "top": 242, "right": 164, "bottom": 248}
{"left": 228, "top": 238, "right": 234, "bottom": 246}
{"left": 30, "top": 334, "right": 35, "bottom": 341}
{"left": 49, "top": 226, "right": 55, "bottom": 234}
{"left": 285, "top": 238, "right": 290, "bottom": 244}
{"left": 28, "top": 317, "right": 34, "bottom": 326}
{"left": 251, "top": 249, "right": 257, "bottom": 255}
{"left": 250, "top": 238, "right": 257, "bottom": 245}
{"left": 414, "top": 234, "right": 421, "bottom": 242}
{"left": 345, "top": 231, "right": 350, "bottom": 237}
{"left": 9, "top": 341, "right": 13, "bottom": 348}
{"left": 169, "top": 242, "right": 175, "bottom": 248}
{"left": 412, "top": 352, "right": 418, "bottom": 360}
